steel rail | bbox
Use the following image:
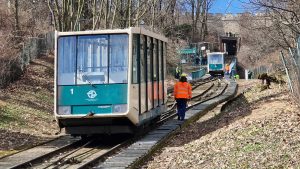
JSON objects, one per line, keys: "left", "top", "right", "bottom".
{"left": 10, "top": 139, "right": 87, "bottom": 169}
{"left": 14, "top": 138, "right": 132, "bottom": 169}
{"left": 40, "top": 139, "right": 96, "bottom": 169}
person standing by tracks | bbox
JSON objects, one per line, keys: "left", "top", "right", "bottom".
{"left": 174, "top": 74, "right": 192, "bottom": 121}
{"left": 225, "top": 64, "right": 230, "bottom": 75}
{"left": 175, "top": 65, "right": 181, "bottom": 79}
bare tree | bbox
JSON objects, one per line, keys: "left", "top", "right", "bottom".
{"left": 48, "top": 0, "right": 85, "bottom": 31}
{"left": 248, "top": 0, "right": 300, "bottom": 48}
{"left": 14, "top": 0, "right": 19, "bottom": 33}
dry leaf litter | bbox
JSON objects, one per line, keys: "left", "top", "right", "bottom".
{"left": 144, "top": 80, "right": 300, "bottom": 169}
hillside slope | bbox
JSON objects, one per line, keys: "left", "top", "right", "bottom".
{"left": 0, "top": 56, "right": 57, "bottom": 157}
{"left": 144, "top": 81, "right": 300, "bottom": 168}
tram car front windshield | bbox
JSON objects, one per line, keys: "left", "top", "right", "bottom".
{"left": 208, "top": 53, "right": 223, "bottom": 64}
{"left": 58, "top": 34, "right": 128, "bottom": 85}
{"left": 57, "top": 34, "right": 129, "bottom": 115}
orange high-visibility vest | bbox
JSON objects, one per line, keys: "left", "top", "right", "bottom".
{"left": 174, "top": 82, "right": 192, "bottom": 99}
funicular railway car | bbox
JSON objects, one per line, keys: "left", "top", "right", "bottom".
{"left": 54, "top": 27, "right": 168, "bottom": 136}
{"left": 207, "top": 52, "right": 225, "bottom": 76}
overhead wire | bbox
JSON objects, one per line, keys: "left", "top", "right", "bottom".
{"left": 224, "top": 0, "right": 235, "bottom": 13}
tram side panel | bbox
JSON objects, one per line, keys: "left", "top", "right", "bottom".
{"left": 134, "top": 35, "right": 167, "bottom": 125}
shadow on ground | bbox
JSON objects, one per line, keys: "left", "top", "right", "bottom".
{"left": 0, "top": 129, "right": 51, "bottom": 151}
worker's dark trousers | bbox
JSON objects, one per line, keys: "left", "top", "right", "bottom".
{"left": 176, "top": 98, "right": 188, "bottom": 121}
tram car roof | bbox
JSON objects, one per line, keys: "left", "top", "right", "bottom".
{"left": 56, "top": 27, "right": 168, "bottom": 42}
{"left": 207, "top": 52, "right": 225, "bottom": 55}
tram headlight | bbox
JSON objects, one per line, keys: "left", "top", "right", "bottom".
{"left": 58, "top": 106, "right": 71, "bottom": 115}
{"left": 113, "top": 104, "right": 127, "bottom": 113}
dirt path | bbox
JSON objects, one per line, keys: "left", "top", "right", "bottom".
{"left": 143, "top": 80, "right": 300, "bottom": 168}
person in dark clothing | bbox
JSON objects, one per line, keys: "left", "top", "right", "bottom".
{"left": 248, "top": 71, "right": 253, "bottom": 79}
{"left": 174, "top": 75, "right": 192, "bottom": 121}
{"left": 195, "top": 57, "right": 200, "bottom": 65}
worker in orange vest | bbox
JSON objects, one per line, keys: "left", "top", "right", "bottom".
{"left": 174, "top": 74, "right": 192, "bottom": 121}
{"left": 225, "top": 64, "right": 230, "bottom": 75}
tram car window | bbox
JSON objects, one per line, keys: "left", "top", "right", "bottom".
{"left": 57, "top": 36, "right": 76, "bottom": 85}
{"left": 54, "top": 28, "right": 168, "bottom": 136}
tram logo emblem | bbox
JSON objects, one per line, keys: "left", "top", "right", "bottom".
{"left": 87, "top": 90, "right": 97, "bottom": 99}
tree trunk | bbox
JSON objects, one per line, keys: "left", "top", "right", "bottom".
{"left": 127, "top": 0, "right": 131, "bottom": 27}
{"left": 105, "top": 0, "right": 109, "bottom": 29}
{"left": 191, "top": 0, "right": 195, "bottom": 40}
{"left": 194, "top": 0, "right": 202, "bottom": 41}
{"left": 14, "top": 0, "right": 20, "bottom": 33}
{"left": 169, "top": 0, "right": 176, "bottom": 26}
{"left": 151, "top": 0, "right": 156, "bottom": 30}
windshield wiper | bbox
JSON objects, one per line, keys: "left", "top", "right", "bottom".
{"left": 77, "top": 68, "right": 97, "bottom": 88}
{"left": 82, "top": 74, "right": 97, "bottom": 88}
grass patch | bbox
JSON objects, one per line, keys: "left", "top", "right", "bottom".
{"left": 0, "top": 150, "right": 18, "bottom": 158}
{"left": 36, "top": 90, "right": 53, "bottom": 105}
{"left": 0, "top": 106, "right": 25, "bottom": 128}
{"left": 242, "top": 142, "right": 263, "bottom": 153}
{"left": 0, "top": 102, "right": 51, "bottom": 129}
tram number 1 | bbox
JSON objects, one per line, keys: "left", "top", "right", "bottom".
{"left": 70, "top": 88, "right": 74, "bottom": 95}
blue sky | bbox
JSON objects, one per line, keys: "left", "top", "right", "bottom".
{"left": 209, "top": 0, "right": 249, "bottom": 14}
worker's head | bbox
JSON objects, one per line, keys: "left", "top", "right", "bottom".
{"left": 179, "top": 74, "right": 187, "bottom": 82}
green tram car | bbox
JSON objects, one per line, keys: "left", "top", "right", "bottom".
{"left": 207, "top": 52, "right": 225, "bottom": 76}
{"left": 54, "top": 27, "right": 168, "bottom": 136}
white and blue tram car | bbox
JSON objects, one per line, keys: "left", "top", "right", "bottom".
{"left": 207, "top": 52, "right": 225, "bottom": 76}
{"left": 54, "top": 27, "right": 168, "bottom": 135}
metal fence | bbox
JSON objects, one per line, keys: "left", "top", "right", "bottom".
{"left": 19, "top": 32, "right": 54, "bottom": 70}
{"left": 282, "top": 36, "right": 300, "bottom": 103}
{"left": 251, "top": 64, "right": 282, "bottom": 78}
{"left": 0, "top": 32, "right": 54, "bottom": 88}
{"left": 253, "top": 36, "right": 300, "bottom": 104}
{"left": 191, "top": 67, "right": 207, "bottom": 80}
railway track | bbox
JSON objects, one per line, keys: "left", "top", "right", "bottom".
{"left": 0, "top": 77, "right": 231, "bottom": 169}
{"left": 5, "top": 136, "right": 130, "bottom": 169}
{"left": 32, "top": 138, "right": 127, "bottom": 169}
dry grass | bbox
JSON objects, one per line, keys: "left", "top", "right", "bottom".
{"left": 144, "top": 81, "right": 300, "bottom": 169}
{"left": 0, "top": 55, "right": 57, "bottom": 156}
